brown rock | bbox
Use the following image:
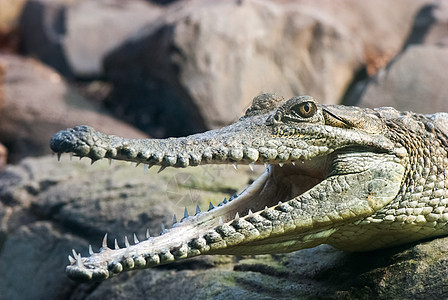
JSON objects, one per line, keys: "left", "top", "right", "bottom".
{"left": 0, "top": 142, "right": 6, "bottom": 170}
{"left": 0, "top": 54, "right": 147, "bottom": 163}
{"left": 0, "top": 0, "right": 26, "bottom": 33}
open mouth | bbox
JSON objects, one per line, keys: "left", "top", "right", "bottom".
{"left": 63, "top": 156, "right": 329, "bottom": 282}
{"left": 204, "top": 160, "right": 326, "bottom": 227}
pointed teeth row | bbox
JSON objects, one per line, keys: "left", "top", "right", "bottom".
{"left": 56, "top": 151, "right": 299, "bottom": 170}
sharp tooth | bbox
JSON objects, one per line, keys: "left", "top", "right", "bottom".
{"left": 57, "top": 153, "right": 62, "bottom": 161}
{"left": 88, "top": 245, "right": 93, "bottom": 255}
{"left": 291, "top": 161, "right": 296, "bottom": 166}
{"left": 102, "top": 233, "right": 108, "bottom": 249}
{"left": 248, "top": 209, "right": 253, "bottom": 216}
{"left": 68, "top": 255, "right": 76, "bottom": 264}
{"left": 219, "top": 217, "right": 223, "bottom": 225}
{"left": 130, "top": 162, "right": 134, "bottom": 167}
{"left": 70, "top": 153, "right": 73, "bottom": 161}
{"left": 233, "top": 162, "right": 238, "bottom": 170}
{"left": 115, "top": 239, "right": 119, "bottom": 250}
{"left": 109, "top": 158, "right": 113, "bottom": 166}
{"left": 278, "top": 201, "right": 283, "bottom": 205}
{"left": 249, "top": 162, "right": 254, "bottom": 171}
{"left": 173, "top": 214, "right": 178, "bottom": 224}
{"left": 265, "top": 206, "right": 268, "bottom": 210}
{"left": 72, "top": 249, "right": 77, "bottom": 258}
{"left": 146, "top": 228, "right": 150, "bottom": 239}
{"left": 125, "top": 236, "right": 130, "bottom": 248}
{"left": 184, "top": 208, "right": 189, "bottom": 219}
{"left": 133, "top": 233, "right": 139, "bottom": 244}
{"left": 135, "top": 162, "right": 140, "bottom": 167}
{"left": 124, "top": 245, "right": 130, "bottom": 258}
{"left": 235, "top": 212, "right": 240, "bottom": 221}
{"left": 76, "top": 254, "right": 84, "bottom": 268}
{"left": 161, "top": 223, "right": 166, "bottom": 234}
{"left": 144, "top": 164, "right": 149, "bottom": 173}
{"left": 157, "top": 166, "right": 166, "bottom": 173}
{"left": 223, "top": 198, "right": 228, "bottom": 204}
{"left": 279, "top": 162, "right": 284, "bottom": 167}
{"left": 208, "top": 202, "right": 214, "bottom": 211}
{"left": 195, "top": 205, "right": 201, "bottom": 215}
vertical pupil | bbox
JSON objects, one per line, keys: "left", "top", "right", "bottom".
{"left": 303, "top": 103, "right": 310, "bottom": 113}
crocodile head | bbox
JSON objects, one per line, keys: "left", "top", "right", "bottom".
{"left": 50, "top": 93, "right": 409, "bottom": 282}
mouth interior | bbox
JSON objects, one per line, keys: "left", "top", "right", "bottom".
{"left": 178, "top": 158, "right": 329, "bottom": 235}
{"left": 229, "top": 160, "right": 327, "bottom": 217}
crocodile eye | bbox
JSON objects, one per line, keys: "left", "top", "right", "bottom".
{"left": 291, "top": 101, "right": 317, "bottom": 118}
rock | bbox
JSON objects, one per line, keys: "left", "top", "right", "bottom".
{"left": 0, "top": 142, "right": 7, "bottom": 171}
{"left": 346, "top": 2, "right": 448, "bottom": 109}
{"left": 1, "top": 156, "right": 447, "bottom": 299}
{"left": 355, "top": 45, "right": 448, "bottom": 113}
{"left": 0, "top": 221, "right": 84, "bottom": 300}
{"left": 0, "top": 54, "right": 147, "bottom": 163}
{"left": 104, "top": 0, "right": 431, "bottom": 137}
{"left": 20, "top": 0, "right": 162, "bottom": 78}
{"left": 0, "top": 0, "right": 26, "bottom": 53}
{"left": 402, "top": 1, "right": 448, "bottom": 48}
{"left": 17, "top": 0, "right": 433, "bottom": 137}
{"left": 0, "top": 0, "right": 26, "bottom": 33}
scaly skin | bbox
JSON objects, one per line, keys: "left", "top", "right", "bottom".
{"left": 50, "top": 93, "right": 448, "bottom": 282}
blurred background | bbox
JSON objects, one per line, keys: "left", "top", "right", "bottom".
{"left": 0, "top": 1, "right": 447, "bottom": 298}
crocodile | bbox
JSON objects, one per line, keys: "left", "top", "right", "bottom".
{"left": 50, "top": 93, "right": 448, "bottom": 282}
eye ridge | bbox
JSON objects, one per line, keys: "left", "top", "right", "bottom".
{"left": 292, "top": 101, "right": 317, "bottom": 118}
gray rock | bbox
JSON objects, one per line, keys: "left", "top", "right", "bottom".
{"left": 1, "top": 156, "right": 447, "bottom": 299}
{"left": 0, "top": 54, "right": 147, "bottom": 163}
{"left": 357, "top": 45, "right": 448, "bottom": 113}
{"left": 0, "top": 222, "right": 84, "bottom": 300}
{"left": 345, "top": 2, "right": 448, "bottom": 109}
{"left": 20, "top": 0, "right": 162, "bottom": 78}
{"left": 104, "top": 0, "right": 431, "bottom": 137}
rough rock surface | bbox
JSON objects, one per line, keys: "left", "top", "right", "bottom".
{"left": 0, "top": 54, "right": 147, "bottom": 163}
{"left": 1, "top": 156, "right": 447, "bottom": 299}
